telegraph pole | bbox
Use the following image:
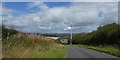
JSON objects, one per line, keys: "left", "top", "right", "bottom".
{"left": 70, "top": 22, "right": 72, "bottom": 45}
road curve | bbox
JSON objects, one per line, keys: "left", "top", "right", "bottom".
{"left": 66, "top": 45, "right": 118, "bottom": 58}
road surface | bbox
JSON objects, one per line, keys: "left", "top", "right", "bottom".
{"left": 66, "top": 45, "right": 118, "bottom": 58}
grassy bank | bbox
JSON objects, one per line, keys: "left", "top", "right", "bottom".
{"left": 77, "top": 45, "right": 119, "bottom": 57}
{"left": 2, "top": 33, "right": 67, "bottom": 58}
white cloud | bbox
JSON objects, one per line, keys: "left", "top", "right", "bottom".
{"left": 0, "top": 4, "right": 15, "bottom": 16}
{"left": 33, "top": 17, "right": 41, "bottom": 22}
{"left": 27, "top": 2, "right": 49, "bottom": 10}
{"left": 64, "top": 27, "right": 72, "bottom": 30}
{"left": 2, "top": 2, "right": 118, "bottom": 33}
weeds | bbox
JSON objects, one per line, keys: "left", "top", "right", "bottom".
{"left": 2, "top": 33, "right": 67, "bottom": 58}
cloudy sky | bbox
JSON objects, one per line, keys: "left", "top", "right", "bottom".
{"left": 1, "top": 2, "right": 118, "bottom": 33}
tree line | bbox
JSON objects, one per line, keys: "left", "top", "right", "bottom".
{"left": 72, "top": 23, "right": 120, "bottom": 46}
{"left": 2, "top": 25, "right": 18, "bottom": 38}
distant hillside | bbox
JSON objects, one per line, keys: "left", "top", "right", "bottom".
{"left": 2, "top": 25, "right": 70, "bottom": 38}
{"left": 44, "top": 33, "right": 70, "bottom": 37}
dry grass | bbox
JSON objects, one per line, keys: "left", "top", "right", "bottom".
{"left": 2, "top": 33, "right": 59, "bottom": 58}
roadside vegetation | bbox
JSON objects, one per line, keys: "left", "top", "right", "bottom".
{"left": 33, "top": 45, "right": 67, "bottom": 58}
{"left": 2, "top": 25, "right": 67, "bottom": 58}
{"left": 72, "top": 23, "right": 120, "bottom": 57}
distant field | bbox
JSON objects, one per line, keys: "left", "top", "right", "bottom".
{"left": 77, "top": 45, "right": 120, "bottom": 57}
{"left": 2, "top": 33, "right": 67, "bottom": 58}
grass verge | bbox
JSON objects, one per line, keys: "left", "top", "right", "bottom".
{"left": 77, "top": 45, "right": 120, "bottom": 57}
{"left": 33, "top": 44, "right": 67, "bottom": 58}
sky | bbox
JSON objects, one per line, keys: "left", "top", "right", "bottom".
{"left": 1, "top": 2, "right": 118, "bottom": 33}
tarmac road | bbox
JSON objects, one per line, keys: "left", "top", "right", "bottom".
{"left": 66, "top": 45, "right": 118, "bottom": 59}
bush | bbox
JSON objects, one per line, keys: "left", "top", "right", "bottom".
{"left": 72, "top": 23, "right": 120, "bottom": 46}
{"left": 2, "top": 25, "right": 18, "bottom": 38}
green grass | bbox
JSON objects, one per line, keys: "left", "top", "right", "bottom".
{"left": 33, "top": 45, "right": 67, "bottom": 58}
{"left": 77, "top": 45, "right": 120, "bottom": 57}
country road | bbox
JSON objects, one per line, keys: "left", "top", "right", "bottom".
{"left": 66, "top": 45, "right": 118, "bottom": 59}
